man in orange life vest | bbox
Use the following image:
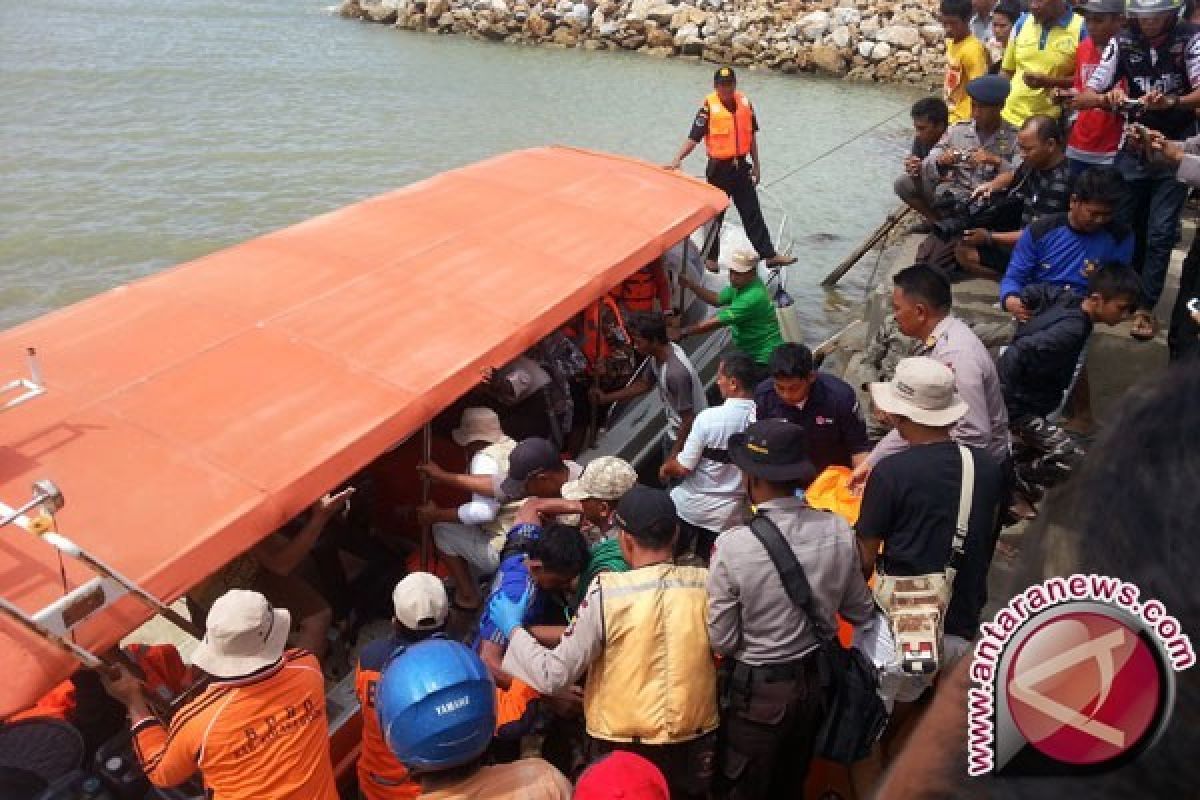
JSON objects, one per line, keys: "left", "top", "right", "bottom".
{"left": 667, "top": 67, "right": 796, "bottom": 272}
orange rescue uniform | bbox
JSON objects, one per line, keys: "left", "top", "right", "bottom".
{"left": 355, "top": 637, "right": 422, "bottom": 800}
{"left": 703, "top": 90, "right": 755, "bottom": 160}
{"left": 131, "top": 649, "right": 337, "bottom": 800}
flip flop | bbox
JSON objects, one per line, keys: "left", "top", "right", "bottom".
{"left": 1130, "top": 309, "right": 1158, "bottom": 342}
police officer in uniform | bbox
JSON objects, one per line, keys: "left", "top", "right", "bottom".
{"left": 922, "top": 74, "right": 1020, "bottom": 207}
{"left": 667, "top": 67, "right": 797, "bottom": 272}
{"left": 707, "top": 420, "right": 875, "bottom": 799}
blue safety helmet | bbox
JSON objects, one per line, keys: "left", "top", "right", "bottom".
{"left": 376, "top": 637, "right": 496, "bottom": 774}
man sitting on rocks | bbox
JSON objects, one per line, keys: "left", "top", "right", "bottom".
{"left": 894, "top": 97, "right": 950, "bottom": 228}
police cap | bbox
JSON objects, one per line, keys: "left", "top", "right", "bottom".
{"left": 713, "top": 66, "right": 737, "bottom": 85}
{"left": 966, "top": 74, "right": 1011, "bottom": 107}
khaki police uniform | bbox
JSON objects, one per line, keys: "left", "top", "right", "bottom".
{"left": 707, "top": 497, "right": 874, "bottom": 799}
{"left": 922, "top": 119, "right": 1020, "bottom": 203}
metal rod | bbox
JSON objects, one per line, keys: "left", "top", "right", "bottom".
{"left": 26, "top": 347, "right": 42, "bottom": 387}
{"left": 420, "top": 423, "right": 432, "bottom": 571}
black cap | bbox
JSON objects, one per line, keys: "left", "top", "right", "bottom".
{"left": 728, "top": 419, "right": 817, "bottom": 484}
{"left": 498, "top": 437, "right": 564, "bottom": 500}
{"left": 613, "top": 485, "right": 678, "bottom": 545}
{"left": 966, "top": 75, "right": 1011, "bottom": 107}
{"left": 713, "top": 66, "right": 737, "bottom": 85}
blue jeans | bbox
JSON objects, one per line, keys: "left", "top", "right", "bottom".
{"left": 1114, "top": 152, "right": 1190, "bottom": 310}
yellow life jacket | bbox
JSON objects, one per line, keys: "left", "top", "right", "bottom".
{"left": 703, "top": 90, "right": 754, "bottom": 160}
{"left": 583, "top": 564, "right": 719, "bottom": 744}
{"left": 480, "top": 438, "right": 521, "bottom": 549}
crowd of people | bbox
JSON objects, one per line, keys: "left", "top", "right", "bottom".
{"left": 4, "top": 4, "right": 1200, "bottom": 799}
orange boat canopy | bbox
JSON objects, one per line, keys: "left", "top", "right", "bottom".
{"left": 0, "top": 146, "right": 728, "bottom": 716}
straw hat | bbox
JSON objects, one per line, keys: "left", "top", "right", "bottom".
{"left": 451, "top": 407, "right": 507, "bottom": 447}
{"left": 191, "top": 590, "right": 290, "bottom": 678}
{"left": 868, "top": 356, "right": 968, "bottom": 428}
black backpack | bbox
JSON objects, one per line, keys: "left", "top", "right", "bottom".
{"left": 748, "top": 514, "right": 889, "bottom": 764}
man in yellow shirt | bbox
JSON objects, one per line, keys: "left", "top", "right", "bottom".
{"left": 1000, "top": 0, "right": 1084, "bottom": 125}
{"left": 943, "top": 0, "right": 991, "bottom": 123}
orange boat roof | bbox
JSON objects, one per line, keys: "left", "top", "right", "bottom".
{"left": 0, "top": 146, "right": 728, "bottom": 715}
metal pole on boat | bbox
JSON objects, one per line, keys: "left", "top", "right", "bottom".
{"left": 420, "top": 423, "right": 432, "bottom": 571}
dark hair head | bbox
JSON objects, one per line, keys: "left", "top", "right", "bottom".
{"left": 720, "top": 350, "right": 760, "bottom": 389}
{"left": 768, "top": 343, "right": 815, "bottom": 379}
{"left": 1021, "top": 114, "right": 1064, "bottom": 146}
{"left": 1072, "top": 165, "right": 1124, "bottom": 206}
{"left": 993, "top": 0, "right": 1021, "bottom": 21}
{"left": 527, "top": 524, "right": 589, "bottom": 577}
{"left": 911, "top": 96, "right": 950, "bottom": 128}
{"left": 893, "top": 264, "right": 953, "bottom": 312}
{"left": 940, "top": 0, "right": 973, "bottom": 21}
{"left": 625, "top": 311, "right": 668, "bottom": 345}
{"left": 1086, "top": 260, "right": 1142, "bottom": 301}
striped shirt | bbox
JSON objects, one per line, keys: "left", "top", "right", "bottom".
{"left": 131, "top": 649, "right": 338, "bottom": 800}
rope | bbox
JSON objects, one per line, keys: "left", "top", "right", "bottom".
{"left": 763, "top": 107, "right": 908, "bottom": 190}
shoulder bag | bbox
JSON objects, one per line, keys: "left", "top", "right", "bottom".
{"left": 872, "top": 444, "right": 975, "bottom": 676}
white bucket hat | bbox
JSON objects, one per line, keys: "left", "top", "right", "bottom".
{"left": 392, "top": 572, "right": 449, "bottom": 631}
{"left": 868, "top": 356, "right": 969, "bottom": 428}
{"left": 451, "top": 407, "right": 507, "bottom": 447}
{"left": 729, "top": 250, "right": 760, "bottom": 273}
{"left": 190, "top": 589, "right": 290, "bottom": 678}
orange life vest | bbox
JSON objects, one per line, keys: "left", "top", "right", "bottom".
{"left": 610, "top": 262, "right": 669, "bottom": 314}
{"left": 574, "top": 296, "right": 628, "bottom": 369}
{"left": 703, "top": 91, "right": 754, "bottom": 160}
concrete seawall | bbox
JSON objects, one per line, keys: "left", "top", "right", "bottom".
{"left": 339, "top": 0, "right": 947, "bottom": 87}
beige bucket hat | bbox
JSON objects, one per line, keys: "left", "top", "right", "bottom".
{"left": 868, "top": 356, "right": 969, "bottom": 428}
{"left": 451, "top": 407, "right": 507, "bottom": 447}
{"left": 190, "top": 589, "right": 290, "bottom": 678}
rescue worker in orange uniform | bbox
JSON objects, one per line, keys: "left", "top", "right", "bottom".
{"left": 667, "top": 67, "right": 796, "bottom": 272}
{"left": 354, "top": 573, "right": 449, "bottom": 800}
{"left": 104, "top": 589, "right": 339, "bottom": 800}
{"left": 610, "top": 258, "right": 672, "bottom": 314}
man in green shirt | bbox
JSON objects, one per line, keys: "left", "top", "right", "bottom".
{"left": 677, "top": 250, "right": 784, "bottom": 369}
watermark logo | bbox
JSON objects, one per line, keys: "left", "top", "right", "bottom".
{"left": 968, "top": 575, "right": 1193, "bottom": 777}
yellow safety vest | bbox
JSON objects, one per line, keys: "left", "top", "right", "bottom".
{"left": 583, "top": 564, "right": 719, "bottom": 744}
{"left": 480, "top": 439, "right": 521, "bottom": 549}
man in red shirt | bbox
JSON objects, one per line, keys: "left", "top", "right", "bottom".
{"left": 1063, "top": 0, "right": 1127, "bottom": 177}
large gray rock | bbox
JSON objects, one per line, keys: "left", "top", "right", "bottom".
{"left": 871, "top": 41, "right": 892, "bottom": 61}
{"left": 831, "top": 25, "right": 850, "bottom": 49}
{"left": 832, "top": 7, "right": 860, "bottom": 27}
{"left": 798, "top": 10, "right": 830, "bottom": 40}
{"left": 877, "top": 25, "right": 920, "bottom": 49}
{"left": 857, "top": 39, "right": 874, "bottom": 58}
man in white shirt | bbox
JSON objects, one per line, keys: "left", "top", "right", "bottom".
{"left": 660, "top": 351, "right": 757, "bottom": 563}
{"left": 417, "top": 407, "right": 517, "bottom": 609}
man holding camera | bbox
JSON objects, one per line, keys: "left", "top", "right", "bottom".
{"left": 922, "top": 75, "right": 1019, "bottom": 208}
{"left": 955, "top": 115, "right": 1071, "bottom": 278}
{"left": 1075, "top": 0, "right": 1200, "bottom": 341}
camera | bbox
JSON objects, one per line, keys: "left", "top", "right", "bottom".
{"left": 930, "top": 190, "right": 1023, "bottom": 240}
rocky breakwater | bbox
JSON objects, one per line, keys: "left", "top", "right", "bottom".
{"left": 339, "top": 0, "right": 946, "bottom": 86}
